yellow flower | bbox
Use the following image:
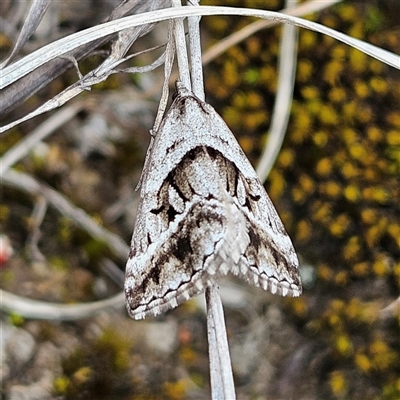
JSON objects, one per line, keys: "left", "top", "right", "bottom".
{"left": 355, "top": 353, "right": 372, "bottom": 372}
{"left": 369, "top": 59, "right": 383, "bottom": 74}
{"left": 344, "top": 185, "right": 360, "bottom": 202}
{"left": 342, "top": 127, "right": 357, "bottom": 144}
{"left": 354, "top": 80, "right": 370, "bottom": 98}
{"left": 335, "top": 270, "right": 349, "bottom": 285}
{"left": 352, "top": 262, "right": 370, "bottom": 277}
{"left": 349, "top": 47, "right": 367, "bottom": 72}
{"left": 386, "top": 111, "right": 400, "bottom": 128}
{"left": 316, "top": 158, "right": 333, "bottom": 176}
{"left": 342, "top": 101, "right": 357, "bottom": 122}
{"left": 313, "top": 131, "right": 329, "bottom": 147}
{"left": 323, "top": 60, "right": 343, "bottom": 85}
{"left": 269, "top": 169, "right": 286, "bottom": 199}
{"left": 387, "top": 129, "right": 400, "bottom": 145}
{"left": 163, "top": 380, "right": 188, "bottom": 400}
{"left": 349, "top": 143, "right": 367, "bottom": 161}
{"left": 296, "top": 219, "right": 312, "bottom": 242}
{"left": 328, "top": 87, "right": 347, "bottom": 103}
{"left": 366, "top": 126, "right": 383, "bottom": 142}
{"left": 366, "top": 225, "right": 381, "bottom": 248}
{"left": 323, "top": 181, "right": 341, "bottom": 198}
{"left": 291, "top": 187, "right": 305, "bottom": 203}
{"left": 370, "top": 77, "right": 388, "bottom": 94}
{"left": 319, "top": 104, "right": 339, "bottom": 125}
{"left": 292, "top": 298, "right": 308, "bottom": 317}
{"left": 343, "top": 236, "right": 361, "bottom": 260}
{"left": 246, "top": 91, "right": 264, "bottom": 108}
{"left": 338, "top": 4, "right": 358, "bottom": 22}
{"left": 361, "top": 208, "right": 377, "bottom": 224}
{"left": 299, "top": 30, "right": 316, "bottom": 50}
{"left": 330, "top": 214, "right": 351, "bottom": 237}
{"left": 372, "top": 256, "right": 390, "bottom": 277}
{"left": 335, "top": 334, "right": 353, "bottom": 356}
{"left": 297, "top": 59, "right": 314, "bottom": 82}
{"left": 329, "top": 371, "right": 347, "bottom": 396}
{"left": 299, "top": 173, "right": 315, "bottom": 194}
{"left": 277, "top": 149, "right": 295, "bottom": 168}
{"left": 331, "top": 44, "right": 347, "bottom": 59}
{"left": 341, "top": 162, "right": 359, "bottom": 179}
{"left": 317, "top": 264, "right": 333, "bottom": 281}
{"left": 245, "top": 36, "right": 261, "bottom": 57}
{"left": 301, "top": 86, "right": 320, "bottom": 100}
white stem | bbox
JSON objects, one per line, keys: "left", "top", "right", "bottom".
{"left": 0, "top": 289, "right": 125, "bottom": 320}
{"left": 186, "top": 1, "right": 236, "bottom": 397}
{"left": 152, "top": 20, "right": 176, "bottom": 134}
{"left": 256, "top": 0, "right": 299, "bottom": 182}
{"left": 206, "top": 286, "right": 236, "bottom": 399}
{"left": 187, "top": 0, "right": 204, "bottom": 100}
{"left": 172, "top": 0, "right": 191, "bottom": 90}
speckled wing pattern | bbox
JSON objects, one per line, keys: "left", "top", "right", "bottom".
{"left": 125, "top": 83, "right": 302, "bottom": 319}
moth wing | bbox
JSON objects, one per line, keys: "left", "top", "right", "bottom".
{"left": 125, "top": 145, "right": 249, "bottom": 320}
{"left": 125, "top": 85, "right": 302, "bottom": 320}
{"left": 198, "top": 143, "right": 302, "bottom": 297}
{"left": 233, "top": 171, "right": 302, "bottom": 297}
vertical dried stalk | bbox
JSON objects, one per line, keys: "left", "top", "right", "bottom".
{"left": 185, "top": 1, "right": 236, "bottom": 398}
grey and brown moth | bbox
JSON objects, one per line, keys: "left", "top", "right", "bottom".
{"left": 125, "top": 82, "right": 302, "bottom": 319}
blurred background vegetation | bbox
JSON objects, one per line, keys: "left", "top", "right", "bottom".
{"left": 1, "top": 1, "right": 399, "bottom": 399}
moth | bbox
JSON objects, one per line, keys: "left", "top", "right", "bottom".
{"left": 125, "top": 82, "right": 302, "bottom": 319}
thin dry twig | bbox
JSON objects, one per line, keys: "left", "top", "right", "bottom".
{"left": 183, "top": 1, "right": 236, "bottom": 397}
{"left": 172, "top": 0, "right": 191, "bottom": 91}
{"left": 1, "top": 0, "right": 52, "bottom": 68}
{"left": 0, "top": 289, "right": 125, "bottom": 321}
{"left": 201, "top": 0, "right": 340, "bottom": 65}
{"left": 256, "top": 0, "right": 299, "bottom": 182}
{"left": 1, "top": 169, "right": 129, "bottom": 320}
{"left": 2, "top": 170, "right": 129, "bottom": 259}
{"left": 379, "top": 297, "right": 400, "bottom": 320}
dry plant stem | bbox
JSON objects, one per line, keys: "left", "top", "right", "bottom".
{"left": 26, "top": 196, "right": 48, "bottom": 261}
{"left": 153, "top": 21, "right": 176, "bottom": 133}
{"left": 379, "top": 297, "right": 400, "bottom": 320}
{"left": 7, "top": 0, "right": 399, "bottom": 91}
{"left": 206, "top": 287, "right": 236, "bottom": 400}
{"left": 0, "top": 289, "right": 125, "bottom": 321}
{"left": 1, "top": 169, "right": 129, "bottom": 319}
{"left": 201, "top": 0, "right": 340, "bottom": 65}
{"left": 256, "top": 0, "right": 298, "bottom": 182}
{"left": 188, "top": 0, "right": 204, "bottom": 101}
{"left": 3, "top": 2, "right": 399, "bottom": 133}
{"left": 172, "top": 0, "right": 191, "bottom": 90}
{"left": 2, "top": 170, "right": 129, "bottom": 259}
{"left": 1, "top": 0, "right": 51, "bottom": 68}
{"left": 155, "top": 0, "right": 339, "bottom": 101}
{"left": 136, "top": 22, "right": 176, "bottom": 190}
{"left": 185, "top": 3, "right": 236, "bottom": 398}
{"left": 1, "top": 43, "right": 166, "bottom": 133}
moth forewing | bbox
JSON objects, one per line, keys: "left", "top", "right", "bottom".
{"left": 125, "top": 83, "right": 302, "bottom": 320}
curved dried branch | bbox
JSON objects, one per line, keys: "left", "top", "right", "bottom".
{"left": 3, "top": 4, "right": 398, "bottom": 91}
{"left": 2, "top": 169, "right": 129, "bottom": 258}
{"left": 256, "top": 0, "right": 298, "bottom": 182}
{"left": 0, "top": 289, "right": 125, "bottom": 321}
